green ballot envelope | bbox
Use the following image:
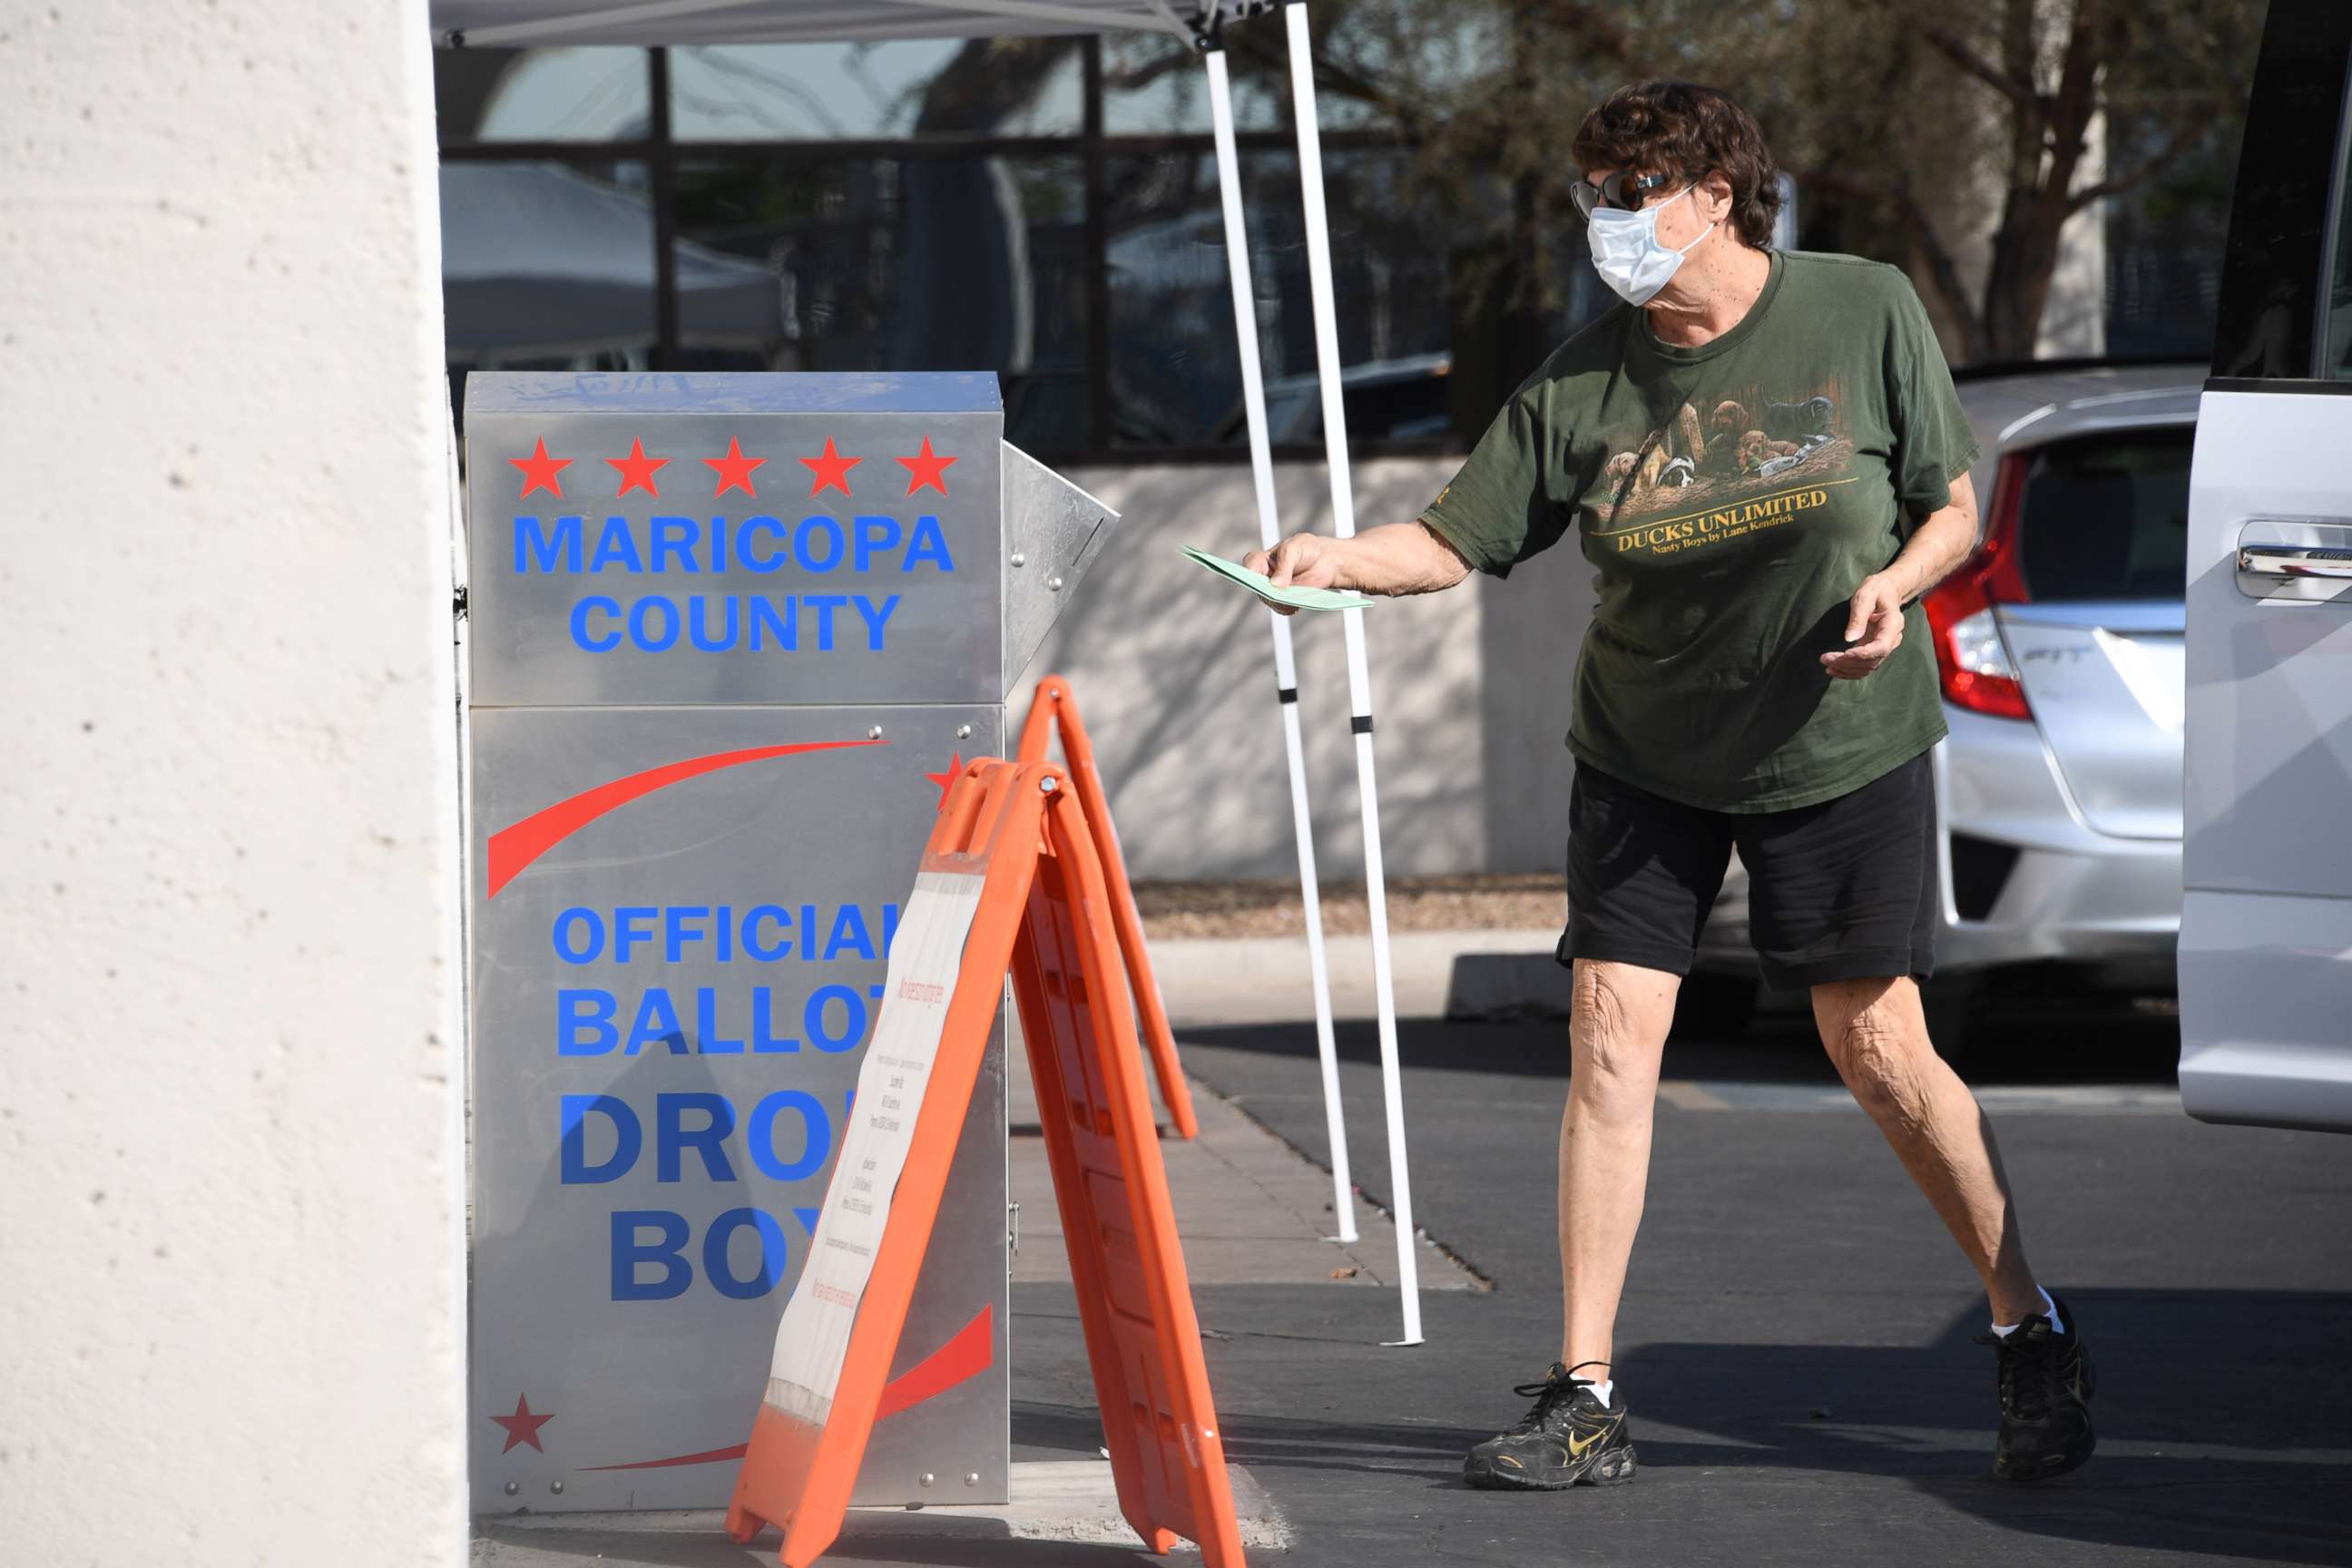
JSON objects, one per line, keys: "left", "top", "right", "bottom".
{"left": 1179, "top": 544, "right": 1383, "bottom": 613}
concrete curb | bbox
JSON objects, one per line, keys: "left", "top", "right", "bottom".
{"left": 472, "top": 1460, "right": 1293, "bottom": 1560}
{"left": 1147, "top": 928, "right": 1570, "bottom": 1027}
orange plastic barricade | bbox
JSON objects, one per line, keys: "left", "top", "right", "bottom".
{"left": 726, "top": 758, "right": 1244, "bottom": 1568}
{"left": 1008, "top": 758, "right": 1240, "bottom": 1559}
{"left": 1016, "top": 675, "right": 1199, "bottom": 1139}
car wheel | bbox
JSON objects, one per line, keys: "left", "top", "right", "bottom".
{"left": 1671, "top": 971, "right": 1759, "bottom": 1042}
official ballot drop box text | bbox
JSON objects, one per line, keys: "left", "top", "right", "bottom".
{"left": 462, "top": 372, "right": 1117, "bottom": 1511}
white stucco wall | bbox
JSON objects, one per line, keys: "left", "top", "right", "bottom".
{"left": 0, "top": 3, "right": 466, "bottom": 1563}
{"left": 1018, "top": 457, "right": 1591, "bottom": 881}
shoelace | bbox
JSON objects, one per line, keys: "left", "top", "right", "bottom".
{"left": 1505, "top": 1378, "right": 1586, "bottom": 1434}
{"left": 1976, "top": 1327, "right": 2064, "bottom": 1421}
{"left": 1506, "top": 1360, "right": 1608, "bottom": 1434}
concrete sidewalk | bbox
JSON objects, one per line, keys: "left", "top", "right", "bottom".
{"left": 1006, "top": 1013, "right": 1478, "bottom": 1295}
{"left": 476, "top": 1461, "right": 1295, "bottom": 1565}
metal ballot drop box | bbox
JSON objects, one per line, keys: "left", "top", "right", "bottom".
{"left": 460, "top": 372, "right": 1117, "bottom": 1512}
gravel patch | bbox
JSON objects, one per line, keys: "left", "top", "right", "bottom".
{"left": 1132, "top": 874, "right": 1564, "bottom": 941}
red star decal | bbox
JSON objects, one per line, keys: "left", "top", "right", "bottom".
{"left": 799, "top": 437, "right": 861, "bottom": 498}
{"left": 896, "top": 437, "right": 956, "bottom": 497}
{"left": 510, "top": 438, "right": 571, "bottom": 500}
{"left": 923, "top": 752, "right": 965, "bottom": 811}
{"left": 701, "top": 436, "right": 766, "bottom": 498}
{"left": 606, "top": 438, "right": 668, "bottom": 498}
{"left": 490, "top": 1394, "right": 554, "bottom": 1455}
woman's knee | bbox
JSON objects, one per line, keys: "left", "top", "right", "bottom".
{"left": 1821, "top": 984, "right": 1931, "bottom": 1123}
{"left": 1570, "top": 961, "right": 1670, "bottom": 1109}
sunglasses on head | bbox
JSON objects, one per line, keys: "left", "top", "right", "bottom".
{"left": 1572, "top": 169, "right": 1674, "bottom": 219}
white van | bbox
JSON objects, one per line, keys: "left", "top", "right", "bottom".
{"left": 2180, "top": 0, "right": 2352, "bottom": 1131}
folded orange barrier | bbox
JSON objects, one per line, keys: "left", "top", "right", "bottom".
{"left": 726, "top": 758, "right": 1244, "bottom": 1568}
{"left": 1017, "top": 675, "right": 1200, "bottom": 1139}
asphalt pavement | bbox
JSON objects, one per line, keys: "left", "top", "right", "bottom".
{"left": 1135, "top": 1001, "right": 2352, "bottom": 1568}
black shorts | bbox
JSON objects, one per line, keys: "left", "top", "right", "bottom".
{"left": 1560, "top": 752, "right": 1938, "bottom": 991}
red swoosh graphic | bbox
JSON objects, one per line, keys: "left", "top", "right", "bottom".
{"left": 485, "top": 740, "right": 882, "bottom": 898}
{"left": 580, "top": 1440, "right": 750, "bottom": 1473}
{"left": 579, "top": 1306, "right": 995, "bottom": 1472}
{"left": 872, "top": 1304, "right": 994, "bottom": 1422}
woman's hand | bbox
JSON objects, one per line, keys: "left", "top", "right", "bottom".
{"left": 1242, "top": 534, "right": 1348, "bottom": 616}
{"left": 1823, "top": 573, "right": 1906, "bottom": 680}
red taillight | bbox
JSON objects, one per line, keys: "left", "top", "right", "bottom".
{"left": 1921, "top": 454, "right": 2033, "bottom": 720}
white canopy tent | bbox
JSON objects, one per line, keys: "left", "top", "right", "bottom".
{"left": 432, "top": 0, "right": 1425, "bottom": 1347}
{"left": 438, "top": 0, "right": 1200, "bottom": 47}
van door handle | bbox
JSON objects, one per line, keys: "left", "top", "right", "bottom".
{"left": 2235, "top": 522, "right": 2352, "bottom": 601}
{"left": 2239, "top": 545, "right": 2352, "bottom": 578}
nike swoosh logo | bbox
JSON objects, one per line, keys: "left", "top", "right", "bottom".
{"left": 1568, "top": 1420, "right": 1616, "bottom": 1460}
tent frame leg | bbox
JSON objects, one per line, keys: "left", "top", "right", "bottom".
{"left": 1282, "top": 0, "right": 1422, "bottom": 1348}
{"left": 1202, "top": 39, "right": 1358, "bottom": 1246}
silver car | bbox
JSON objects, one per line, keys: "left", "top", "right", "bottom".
{"left": 1683, "top": 363, "right": 2200, "bottom": 1047}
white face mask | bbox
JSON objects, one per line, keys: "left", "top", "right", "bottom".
{"left": 1586, "top": 185, "right": 1717, "bottom": 308}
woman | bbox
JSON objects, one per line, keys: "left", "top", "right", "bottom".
{"left": 1243, "top": 80, "right": 2094, "bottom": 1489}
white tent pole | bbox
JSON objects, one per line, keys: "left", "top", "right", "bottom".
{"left": 1282, "top": 0, "right": 1420, "bottom": 1347}
{"left": 1204, "top": 41, "right": 1358, "bottom": 1246}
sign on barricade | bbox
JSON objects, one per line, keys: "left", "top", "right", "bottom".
{"left": 1016, "top": 674, "right": 1198, "bottom": 1139}
{"left": 726, "top": 758, "right": 1245, "bottom": 1568}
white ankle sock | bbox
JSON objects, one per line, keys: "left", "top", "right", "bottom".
{"left": 1584, "top": 1378, "right": 1614, "bottom": 1407}
{"left": 1991, "top": 1286, "right": 2063, "bottom": 1338}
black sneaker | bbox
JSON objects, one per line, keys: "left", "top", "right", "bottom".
{"left": 1981, "top": 1292, "right": 2096, "bottom": 1482}
{"left": 1463, "top": 1362, "right": 1636, "bottom": 1490}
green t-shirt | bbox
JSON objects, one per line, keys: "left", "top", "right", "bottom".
{"left": 1419, "top": 249, "right": 1979, "bottom": 813}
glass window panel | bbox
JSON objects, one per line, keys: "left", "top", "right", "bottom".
{"left": 440, "top": 160, "right": 657, "bottom": 428}
{"left": 2018, "top": 431, "right": 2193, "bottom": 601}
{"left": 1097, "top": 24, "right": 1464, "bottom": 136}
{"left": 435, "top": 48, "right": 650, "bottom": 143}
{"left": 671, "top": 41, "right": 1081, "bottom": 141}
{"left": 671, "top": 156, "right": 1089, "bottom": 453}
{"left": 1103, "top": 150, "right": 1455, "bottom": 448}
{"left": 1100, "top": 34, "right": 1288, "bottom": 136}
{"left": 2100, "top": 105, "right": 2238, "bottom": 361}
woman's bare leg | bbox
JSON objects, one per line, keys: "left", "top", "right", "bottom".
{"left": 1557, "top": 959, "right": 1681, "bottom": 1371}
{"left": 1810, "top": 975, "right": 2042, "bottom": 1322}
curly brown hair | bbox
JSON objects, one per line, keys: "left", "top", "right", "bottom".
{"left": 1572, "top": 80, "right": 1783, "bottom": 250}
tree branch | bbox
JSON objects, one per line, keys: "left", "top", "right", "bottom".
{"left": 2064, "top": 107, "right": 2221, "bottom": 211}
{"left": 1531, "top": 0, "right": 1642, "bottom": 65}
{"left": 1220, "top": 26, "right": 1433, "bottom": 137}
{"left": 1098, "top": 51, "right": 1193, "bottom": 95}
{"left": 1922, "top": 23, "right": 2035, "bottom": 111}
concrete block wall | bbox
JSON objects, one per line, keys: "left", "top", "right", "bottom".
{"left": 1016, "top": 457, "right": 1595, "bottom": 882}
{"left": 0, "top": 1, "right": 466, "bottom": 1561}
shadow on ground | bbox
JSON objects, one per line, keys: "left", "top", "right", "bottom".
{"left": 819, "top": 1540, "right": 1159, "bottom": 1567}
{"left": 1614, "top": 1289, "right": 2352, "bottom": 1564}
{"left": 1017, "top": 1288, "right": 2352, "bottom": 1566}
{"left": 1173, "top": 1004, "right": 2184, "bottom": 1090}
